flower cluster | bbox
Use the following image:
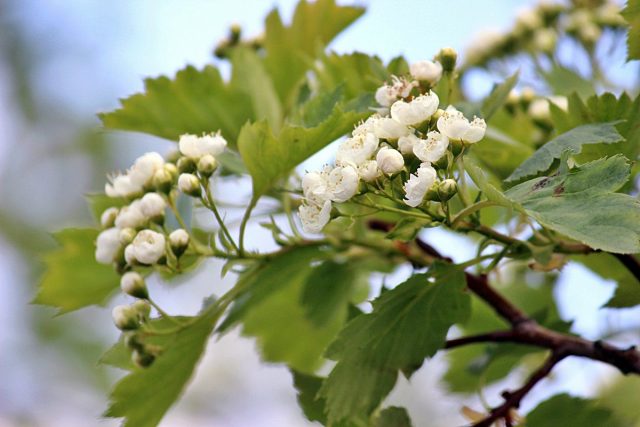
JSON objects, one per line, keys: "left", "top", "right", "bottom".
{"left": 298, "top": 54, "right": 486, "bottom": 233}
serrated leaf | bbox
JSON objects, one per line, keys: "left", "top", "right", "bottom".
{"left": 623, "top": 0, "right": 640, "bottom": 61}
{"left": 505, "top": 155, "right": 640, "bottom": 253}
{"left": 99, "top": 65, "right": 253, "bottom": 143}
{"left": 506, "top": 122, "right": 624, "bottom": 183}
{"left": 481, "top": 72, "right": 519, "bottom": 121}
{"left": 527, "top": 394, "right": 619, "bottom": 427}
{"left": 237, "top": 96, "right": 369, "bottom": 200}
{"left": 34, "top": 228, "right": 120, "bottom": 314}
{"left": 105, "top": 309, "right": 217, "bottom": 427}
{"left": 320, "top": 263, "right": 470, "bottom": 423}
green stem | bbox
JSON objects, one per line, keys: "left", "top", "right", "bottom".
{"left": 455, "top": 252, "right": 501, "bottom": 269}
{"left": 353, "top": 199, "right": 434, "bottom": 221}
{"left": 451, "top": 200, "right": 497, "bottom": 227}
{"left": 239, "top": 197, "right": 258, "bottom": 256}
{"left": 167, "top": 195, "right": 212, "bottom": 256}
{"left": 201, "top": 178, "right": 240, "bottom": 254}
{"left": 147, "top": 298, "right": 184, "bottom": 326}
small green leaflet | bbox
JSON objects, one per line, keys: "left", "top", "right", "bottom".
{"left": 505, "top": 155, "right": 640, "bottom": 254}
{"left": 105, "top": 309, "right": 218, "bottom": 427}
{"left": 506, "top": 122, "right": 624, "bottom": 183}
{"left": 480, "top": 72, "right": 519, "bottom": 121}
{"left": 623, "top": 0, "right": 640, "bottom": 61}
{"left": 237, "top": 94, "right": 370, "bottom": 200}
{"left": 34, "top": 228, "right": 120, "bottom": 314}
{"left": 320, "top": 263, "right": 470, "bottom": 424}
{"left": 527, "top": 394, "right": 619, "bottom": 427}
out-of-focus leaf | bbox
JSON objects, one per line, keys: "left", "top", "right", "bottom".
{"left": 372, "top": 407, "right": 414, "bottom": 427}
{"left": 573, "top": 253, "right": 640, "bottom": 308}
{"left": 86, "top": 194, "right": 126, "bottom": 223}
{"left": 105, "top": 310, "right": 217, "bottom": 427}
{"left": 470, "top": 125, "right": 534, "bottom": 180}
{"left": 506, "top": 122, "right": 624, "bottom": 183}
{"left": 320, "top": 263, "right": 470, "bottom": 424}
{"left": 542, "top": 65, "right": 594, "bottom": 98}
{"left": 527, "top": 394, "right": 619, "bottom": 427}
{"left": 597, "top": 376, "right": 640, "bottom": 426}
{"left": 505, "top": 156, "right": 640, "bottom": 254}
{"left": 481, "top": 72, "right": 519, "bottom": 121}
{"left": 34, "top": 228, "right": 120, "bottom": 314}
{"left": 623, "top": 0, "right": 640, "bottom": 61}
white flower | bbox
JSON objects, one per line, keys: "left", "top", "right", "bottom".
{"left": 437, "top": 106, "right": 486, "bottom": 143}
{"left": 413, "top": 131, "right": 449, "bottom": 163}
{"left": 374, "top": 76, "right": 417, "bottom": 107}
{"left": 95, "top": 227, "right": 122, "bottom": 264}
{"left": 120, "top": 271, "right": 147, "bottom": 298}
{"left": 375, "top": 85, "right": 398, "bottom": 108}
{"left": 124, "top": 244, "right": 136, "bottom": 265}
{"left": 100, "top": 207, "right": 119, "bottom": 228}
{"left": 327, "top": 165, "right": 359, "bottom": 203}
{"left": 398, "top": 134, "right": 421, "bottom": 155}
{"left": 548, "top": 96, "right": 568, "bottom": 111}
{"left": 358, "top": 160, "right": 381, "bottom": 182}
{"left": 336, "top": 132, "right": 379, "bottom": 167}
{"left": 169, "top": 229, "right": 190, "bottom": 248}
{"left": 105, "top": 174, "right": 142, "bottom": 198}
{"left": 115, "top": 200, "right": 147, "bottom": 229}
{"left": 302, "top": 170, "right": 330, "bottom": 206}
{"left": 373, "top": 117, "right": 410, "bottom": 141}
{"left": 179, "top": 133, "right": 227, "bottom": 159}
{"left": 515, "top": 7, "right": 542, "bottom": 31}
{"left": 352, "top": 115, "right": 379, "bottom": 137}
{"left": 409, "top": 60, "right": 443, "bottom": 84}
{"left": 533, "top": 28, "right": 557, "bottom": 52}
{"left": 129, "top": 229, "right": 166, "bottom": 265}
{"left": 403, "top": 163, "right": 437, "bottom": 207}
{"left": 178, "top": 173, "right": 201, "bottom": 196}
{"left": 299, "top": 200, "right": 332, "bottom": 234}
{"left": 129, "top": 152, "right": 165, "bottom": 187}
{"left": 376, "top": 147, "right": 405, "bottom": 175}
{"left": 139, "top": 192, "right": 166, "bottom": 219}
{"left": 529, "top": 99, "right": 550, "bottom": 120}
{"left": 390, "top": 92, "right": 439, "bottom": 126}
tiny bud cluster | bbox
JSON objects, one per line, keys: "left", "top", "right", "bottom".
{"left": 297, "top": 52, "right": 486, "bottom": 233}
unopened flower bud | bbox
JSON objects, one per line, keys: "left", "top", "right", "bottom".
{"left": 153, "top": 168, "right": 173, "bottom": 193}
{"left": 178, "top": 173, "right": 201, "bottom": 197}
{"left": 438, "top": 47, "right": 457, "bottom": 73}
{"left": 376, "top": 147, "right": 405, "bottom": 175}
{"left": 119, "top": 228, "right": 137, "bottom": 246}
{"left": 131, "top": 300, "right": 151, "bottom": 320}
{"left": 432, "top": 108, "right": 445, "bottom": 121}
{"left": 437, "top": 179, "right": 458, "bottom": 202}
{"left": 112, "top": 305, "right": 139, "bottom": 330}
{"left": 120, "top": 271, "right": 148, "bottom": 299}
{"left": 197, "top": 154, "right": 218, "bottom": 177}
{"left": 123, "top": 332, "right": 144, "bottom": 351}
{"left": 169, "top": 228, "right": 190, "bottom": 257}
{"left": 177, "top": 156, "right": 197, "bottom": 174}
{"left": 139, "top": 192, "right": 166, "bottom": 222}
{"left": 164, "top": 163, "right": 178, "bottom": 177}
{"left": 100, "top": 207, "right": 119, "bottom": 229}
{"left": 132, "top": 349, "right": 155, "bottom": 368}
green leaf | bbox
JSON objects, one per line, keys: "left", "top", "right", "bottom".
{"left": 527, "top": 394, "right": 619, "bottom": 427}
{"left": 105, "top": 309, "right": 217, "bottom": 427}
{"left": 292, "top": 371, "right": 329, "bottom": 424}
{"left": 623, "top": 0, "right": 640, "bottom": 61}
{"left": 480, "top": 72, "right": 519, "bottom": 121}
{"left": 470, "top": 124, "right": 535, "bottom": 180}
{"left": 465, "top": 156, "right": 512, "bottom": 207}
{"left": 506, "top": 122, "right": 624, "bottom": 183}
{"left": 238, "top": 95, "right": 369, "bottom": 199}
{"left": 573, "top": 253, "right": 640, "bottom": 308}
{"left": 86, "top": 194, "right": 126, "bottom": 223}
{"left": 229, "top": 48, "right": 283, "bottom": 131}
{"left": 320, "top": 263, "right": 470, "bottom": 423}
{"left": 542, "top": 65, "right": 595, "bottom": 98}
{"left": 34, "top": 228, "right": 120, "bottom": 314}
{"left": 505, "top": 156, "right": 640, "bottom": 253}
{"left": 263, "top": 0, "right": 365, "bottom": 107}
{"left": 99, "top": 65, "right": 253, "bottom": 143}
{"left": 372, "top": 407, "right": 414, "bottom": 427}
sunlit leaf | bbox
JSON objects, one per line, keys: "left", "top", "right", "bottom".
{"left": 527, "top": 394, "right": 619, "bottom": 427}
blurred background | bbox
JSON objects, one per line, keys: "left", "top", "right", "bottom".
{"left": 0, "top": 1, "right": 638, "bottom": 426}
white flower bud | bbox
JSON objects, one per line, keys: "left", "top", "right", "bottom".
{"left": 403, "top": 163, "right": 437, "bottom": 207}
{"left": 397, "top": 134, "right": 421, "bottom": 155}
{"left": 336, "top": 132, "right": 379, "bottom": 167}
{"left": 152, "top": 168, "right": 173, "bottom": 193}
{"left": 120, "top": 271, "right": 148, "bottom": 299}
{"left": 105, "top": 174, "right": 143, "bottom": 199}
{"left": 95, "top": 228, "right": 122, "bottom": 265}
{"left": 438, "top": 179, "right": 458, "bottom": 202}
{"left": 197, "top": 154, "right": 218, "bottom": 176}
{"left": 132, "top": 300, "right": 151, "bottom": 319}
{"left": 390, "top": 92, "right": 439, "bottom": 127}
{"left": 178, "top": 173, "right": 201, "bottom": 197}
{"left": 376, "top": 147, "right": 405, "bottom": 175}
{"left": 115, "top": 201, "right": 147, "bottom": 229}
{"left": 374, "top": 76, "right": 417, "bottom": 107}
{"left": 302, "top": 170, "right": 330, "bottom": 206}
{"left": 437, "top": 47, "right": 457, "bottom": 73}
{"left": 327, "top": 165, "right": 359, "bottom": 203}
{"left": 375, "top": 85, "right": 397, "bottom": 108}
{"left": 533, "top": 28, "right": 557, "bottom": 53}
{"left": 124, "top": 243, "right": 137, "bottom": 265}
{"left": 112, "top": 305, "right": 139, "bottom": 330}
{"left": 100, "top": 207, "right": 119, "bottom": 229}
{"left": 179, "top": 133, "right": 227, "bottom": 159}
{"left": 139, "top": 192, "right": 166, "bottom": 220}
{"left": 358, "top": 160, "right": 381, "bottom": 182}
{"left": 373, "top": 117, "right": 410, "bottom": 141}
{"left": 298, "top": 200, "right": 332, "bottom": 234}
{"left": 130, "top": 229, "right": 166, "bottom": 265}
{"left": 437, "top": 106, "right": 486, "bottom": 144}
{"left": 529, "top": 98, "right": 551, "bottom": 120}
{"left": 169, "top": 229, "right": 190, "bottom": 256}
{"left": 409, "top": 60, "right": 443, "bottom": 84}
{"left": 413, "top": 131, "right": 449, "bottom": 163}
{"left": 129, "top": 152, "right": 165, "bottom": 187}
{"left": 119, "top": 228, "right": 137, "bottom": 246}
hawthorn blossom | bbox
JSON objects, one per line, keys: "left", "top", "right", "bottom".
{"left": 390, "top": 92, "right": 440, "bottom": 127}
{"left": 413, "top": 131, "right": 449, "bottom": 163}
{"left": 397, "top": 134, "right": 421, "bottom": 155}
{"left": 327, "top": 165, "right": 359, "bottom": 203}
{"left": 129, "top": 152, "right": 165, "bottom": 188}
{"left": 179, "top": 133, "right": 227, "bottom": 159}
{"left": 374, "top": 76, "right": 417, "bottom": 107}
{"left": 105, "top": 174, "right": 142, "bottom": 198}
{"left": 139, "top": 192, "right": 166, "bottom": 219}
{"left": 336, "top": 132, "right": 379, "bottom": 167}
{"left": 95, "top": 227, "right": 122, "bottom": 264}
{"left": 373, "top": 117, "right": 410, "bottom": 140}
{"left": 115, "top": 200, "right": 147, "bottom": 229}
{"left": 403, "top": 163, "right": 437, "bottom": 207}
{"left": 298, "top": 200, "right": 332, "bottom": 234}
{"left": 409, "top": 60, "right": 443, "bottom": 85}
{"left": 127, "top": 229, "right": 166, "bottom": 265}
{"left": 358, "top": 160, "right": 381, "bottom": 182}
{"left": 437, "top": 106, "right": 486, "bottom": 143}
{"left": 376, "top": 147, "right": 405, "bottom": 175}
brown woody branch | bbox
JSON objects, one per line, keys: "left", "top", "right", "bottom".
{"left": 366, "top": 220, "right": 640, "bottom": 426}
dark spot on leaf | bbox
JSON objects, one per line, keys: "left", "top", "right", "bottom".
{"left": 532, "top": 177, "right": 550, "bottom": 191}
{"left": 553, "top": 184, "right": 565, "bottom": 197}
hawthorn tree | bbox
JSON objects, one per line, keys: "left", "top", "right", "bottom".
{"left": 36, "top": 0, "right": 640, "bottom": 426}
